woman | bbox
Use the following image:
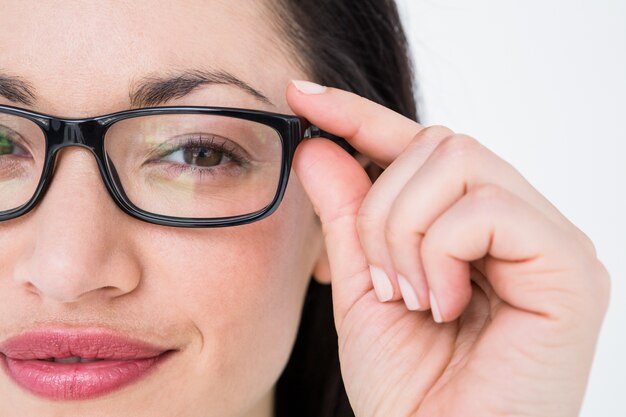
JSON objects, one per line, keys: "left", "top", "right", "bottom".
{"left": 0, "top": 1, "right": 609, "bottom": 416}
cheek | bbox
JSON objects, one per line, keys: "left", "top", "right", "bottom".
{"left": 137, "top": 175, "right": 320, "bottom": 402}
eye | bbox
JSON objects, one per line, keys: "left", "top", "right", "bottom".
{"left": 153, "top": 135, "right": 248, "bottom": 172}
{"left": 162, "top": 144, "right": 231, "bottom": 168}
{"left": 0, "top": 130, "right": 29, "bottom": 157}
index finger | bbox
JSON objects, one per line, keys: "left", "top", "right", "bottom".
{"left": 286, "top": 80, "right": 423, "bottom": 168}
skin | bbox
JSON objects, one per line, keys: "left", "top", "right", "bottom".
{"left": 290, "top": 84, "right": 610, "bottom": 417}
{"left": 0, "top": 1, "right": 610, "bottom": 417}
{"left": 0, "top": 1, "right": 324, "bottom": 416}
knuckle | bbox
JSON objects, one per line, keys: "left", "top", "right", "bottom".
{"left": 420, "top": 226, "right": 441, "bottom": 260}
{"left": 355, "top": 204, "right": 380, "bottom": 238}
{"left": 411, "top": 124, "right": 455, "bottom": 145}
{"left": 535, "top": 232, "right": 611, "bottom": 325}
{"left": 575, "top": 228, "right": 599, "bottom": 258}
{"left": 467, "top": 183, "right": 511, "bottom": 206}
{"left": 434, "top": 133, "right": 484, "bottom": 162}
{"left": 383, "top": 212, "right": 406, "bottom": 249}
{"left": 427, "top": 134, "right": 487, "bottom": 178}
{"left": 558, "top": 229, "right": 609, "bottom": 316}
{"left": 590, "top": 259, "right": 612, "bottom": 314}
{"left": 557, "top": 258, "right": 612, "bottom": 327}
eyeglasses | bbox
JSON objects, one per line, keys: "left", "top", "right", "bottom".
{"left": 0, "top": 105, "right": 341, "bottom": 228}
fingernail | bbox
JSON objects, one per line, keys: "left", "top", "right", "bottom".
{"left": 398, "top": 274, "right": 421, "bottom": 311}
{"left": 429, "top": 290, "right": 443, "bottom": 323}
{"left": 292, "top": 79, "right": 327, "bottom": 95}
{"left": 369, "top": 265, "right": 393, "bottom": 302}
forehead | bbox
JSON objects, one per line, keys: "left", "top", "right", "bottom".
{"left": 0, "top": 1, "right": 294, "bottom": 115}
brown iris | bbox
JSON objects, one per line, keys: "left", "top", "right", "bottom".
{"left": 183, "top": 146, "right": 223, "bottom": 167}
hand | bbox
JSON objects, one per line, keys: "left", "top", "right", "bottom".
{"left": 287, "top": 81, "right": 610, "bottom": 417}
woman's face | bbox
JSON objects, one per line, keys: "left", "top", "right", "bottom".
{"left": 0, "top": 2, "right": 326, "bottom": 416}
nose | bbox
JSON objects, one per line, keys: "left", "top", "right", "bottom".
{"left": 12, "top": 146, "right": 141, "bottom": 304}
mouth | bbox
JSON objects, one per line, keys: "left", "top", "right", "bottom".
{"left": 0, "top": 329, "right": 177, "bottom": 401}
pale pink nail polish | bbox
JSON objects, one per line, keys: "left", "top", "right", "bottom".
{"left": 429, "top": 290, "right": 443, "bottom": 323}
{"left": 398, "top": 275, "right": 421, "bottom": 311}
{"left": 369, "top": 265, "right": 393, "bottom": 302}
{"left": 292, "top": 80, "right": 327, "bottom": 95}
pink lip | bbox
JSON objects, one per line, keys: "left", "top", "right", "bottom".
{"left": 0, "top": 330, "right": 175, "bottom": 401}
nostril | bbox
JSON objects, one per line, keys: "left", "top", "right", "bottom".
{"left": 29, "top": 280, "right": 89, "bottom": 304}
{"left": 20, "top": 281, "right": 42, "bottom": 297}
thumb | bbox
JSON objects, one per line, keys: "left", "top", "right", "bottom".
{"left": 293, "top": 138, "right": 373, "bottom": 328}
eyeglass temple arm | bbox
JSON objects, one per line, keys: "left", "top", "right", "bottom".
{"left": 303, "top": 125, "right": 354, "bottom": 153}
{"left": 303, "top": 124, "right": 337, "bottom": 140}
{"left": 303, "top": 125, "right": 354, "bottom": 147}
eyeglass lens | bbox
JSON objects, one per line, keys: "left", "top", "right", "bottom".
{"left": 0, "top": 112, "right": 46, "bottom": 212}
{"left": 0, "top": 112, "right": 285, "bottom": 219}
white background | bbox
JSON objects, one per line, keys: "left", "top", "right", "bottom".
{"left": 396, "top": 1, "right": 625, "bottom": 415}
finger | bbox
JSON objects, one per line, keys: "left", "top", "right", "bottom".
{"left": 356, "top": 125, "right": 456, "bottom": 311}
{"left": 292, "top": 137, "right": 375, "bottom": 327}
{"left": 421, "top": 183, "right": 584, "bottom": 323}
{"left": 287, "top": 80, "right": 422, "bottom": 168}
{"left": 384, "top": 134, "right": 579, "bottom": 315}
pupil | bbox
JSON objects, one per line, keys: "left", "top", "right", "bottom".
{"left": 0, "top": 135, "right": 13, "bottom": 156}
{"left": 183, "top": 147, "right": 222, "bottom": 167}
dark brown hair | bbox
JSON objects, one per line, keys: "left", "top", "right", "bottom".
{"left": 270, "top": 1, "right": 419, "bottom": 416}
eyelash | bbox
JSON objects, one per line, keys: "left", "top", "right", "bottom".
{"left": 0, "top": 129, "right": 31, "bottom": 158}
{"left": 149, "top": 135, "right": 249, "bottom": 176}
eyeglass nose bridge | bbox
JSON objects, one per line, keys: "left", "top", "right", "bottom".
{"left": 47, "top": 119, "right": 104, "bottom": 151}
{"left": 26, "top": 118, "right": 137, "bottom": 229}
{"left": 42, "top": 120, "right": 112, "bottom": 199}
{"left": 42, "top": 119, "right": 116, "bottom": 200}
{"left": 62, "top": 123, "right": 86, "bottom": 145}
{"left": 42, "top": 119, "right": 120, "bottom": 202}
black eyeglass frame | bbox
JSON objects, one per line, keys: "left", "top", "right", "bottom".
{"left": 0, "top": 104, "right": 341, "bottom": 228}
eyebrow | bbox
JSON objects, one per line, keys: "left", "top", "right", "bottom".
{"left": 0, "top": 69, "right": 274, "bottom": 108}
{"left": 0, "top": 74, "right": 36, "bottom": 106}
{"left": 129, "top": 69, "right": 275, "bottom": 108}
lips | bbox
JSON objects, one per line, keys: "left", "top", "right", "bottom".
{"left": 0, "top": 330, "right": 175, "bottom": 401}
